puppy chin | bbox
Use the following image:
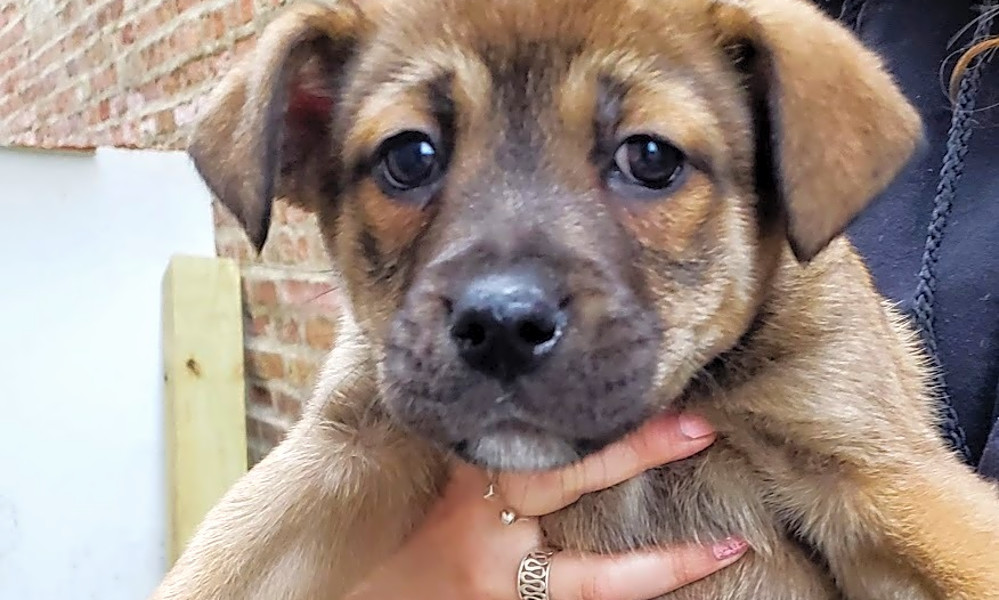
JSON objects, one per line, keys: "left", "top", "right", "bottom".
{"left": 462, "top": 430, "right": 581, "bottom": 472}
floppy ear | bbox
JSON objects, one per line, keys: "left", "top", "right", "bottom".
{"left": 188, "top": 1, "right": 368, "bottom": 251}
{"left": 713, "top": 0, "right": 924, "bottom": 261}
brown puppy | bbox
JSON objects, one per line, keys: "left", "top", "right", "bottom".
{"left": 153, "top": 0, "right": 999, "bottom": 598}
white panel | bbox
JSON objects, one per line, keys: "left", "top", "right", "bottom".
{"left": 0, "top": 147, "right": 216, "bottom": 599}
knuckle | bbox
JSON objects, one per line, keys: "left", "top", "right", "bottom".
{"left": 620, "top": 434, "right": 648, "bottom": 467}
{"left": 560, "top": 488, "right": 584, "bottom": 509}
{"left": 564, "top": 475, "right": 588, "bottom": 505}
{"left": 578, "top": 572, "right": 609, "bottom": 600}
{"left": 553, "top": 467, "right": 584, "bottom": 506}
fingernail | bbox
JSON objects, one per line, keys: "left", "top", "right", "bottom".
{"left": 712, "top": 537, "right": 749, "bottom": 561}
{"left": 679, "top": 414, "right": 715, "bottom": 439}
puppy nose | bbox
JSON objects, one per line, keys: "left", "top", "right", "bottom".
{"left": 449, "top": 273, "right": 565, "bottom": 380}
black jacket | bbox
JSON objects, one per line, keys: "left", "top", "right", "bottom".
{"left": 815, "top": 0, "right": 999, "bottom": 479}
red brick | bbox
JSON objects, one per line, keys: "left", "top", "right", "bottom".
{"left": 35, "top": 46, "right": 60, "bottom": 76}
{"left": 154, "top": 2, "right": 177, "bottom": 27}
{"left": 54, "top": 88, "right": 75, "bottom": 114}
{"left": 244, "top": 416, "right": 261, "bottom": 444}
{"left": 0, "top": 6, "right": 15, "bottom": 30}
{"left": 0, "top": 36, "right": 11, "bottom": 59}
{"left": 160, "top": 72, "right": 182, "bottom": 98}
{"left": 98, "top": 98, "right": 111, "bottom": 121}
{"left": 169, "top": 18, "right": 201, "bottom": 54}
{"left": 272, "top": 200, "right": 313, "bottom": 226}
{"left": 262, "top": 230, "right": 313, "bottom": 265}
{"left": 63, "top": 57, "right": 79, "bottom": 77}
{"left": 246, "top": 349, "right": 284, "bottom": 380}
{"left": 86, "top": 39, "right": 110, "bottom": 65}
{"left": 216, "top": 235, "right": 253, "bottom": 262}
{"left": 253, "top": 416, "right": 288, "bottom": 446}
{"left": 276, "top": 278, "right": 339, "bottom": 309}
{"left": 119, "top": 23, "right": 135, "bottom": 45}
{"left": 135, "top": 77, "right": 163, "bottom": 103}
{"left": 294, "top": 236, "right": 313, "bottom": 264}
{"left": 306, "top": 236, "right": 332, "bottom": 266}
{"left": 0, "top": 54, "right": 14, "bottom": 76}
{"left": 247, "top": 382, "right": 272, "bottom": 410}
{"left": 238, "top": 0, "right": 254, "bottom": 24}
{"left": 94, "top": 66, "right": 117, "bottom": 95}
{"left": 70, "top": 21, "right": 86, "bottom": 47}
{"left": 202, "top": 9, "right": 226, "bottom": 40}
{"left": 223, "top": 3, "right": 241, "bottom": 28}
{"left": 246, "top": 415, "right": 286, "bottom": 446}
{"left": 171, "top": 54, "right": 214, "bottom": 91}
{"left": 283, "top": 356, "right": 317, "bottom": 389}
{"left": 96, "top": 0, "right": 124, "bottom": 28}
{"left": 4, "top": 17, "right": 25, "bottom": 43}
{"left": 153, "top": 108, "right": 175, "bottom": 132}
{"left": 273, "top": 390, "right": 302, "bottom": 420}
{"left": 274, "top": 314, "right": 301, "bottom": 345}
{"left": 232, "top": 34, "right": 254, "bottom": 59}
{"left": 245, "top": 278, "right": 279, "bottom": 306}
{"left": 246, "top": 313, "right": 271, "bottom": 337}
{"left": 304, "top": 315, "right": 337, "bottom": 350}
{"left": 134, "top": 9, "right": 159, "bottom": 40}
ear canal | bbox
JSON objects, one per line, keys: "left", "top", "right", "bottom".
{"left": 187, "top": 2, "right": 366, "bottom": 252}
{"left": 714, "top": 0, "right": 924, "bottom": 262}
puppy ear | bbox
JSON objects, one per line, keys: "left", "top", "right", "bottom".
{"left": 713, "top": 0, "right": 923, "bottom": 261}
{"left": 187, "top": 1, "right": 368, "bottom": 251}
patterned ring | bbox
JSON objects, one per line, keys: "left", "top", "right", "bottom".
{"left": 517, "top": 549, "right": 556, "bottom": 600}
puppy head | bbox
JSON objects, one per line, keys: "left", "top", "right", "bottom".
{"left": 190, "top": 0, "right": 921, "bottom": 471}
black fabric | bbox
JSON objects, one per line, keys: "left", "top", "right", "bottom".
{"left": 905, "top": 4, "right": 995, "bottom": 465}
{"left": 982, "top": 380, "right": 999, "bottom": 476}
{"left": 811, "top": 0, "right": 999, "bottom": 477}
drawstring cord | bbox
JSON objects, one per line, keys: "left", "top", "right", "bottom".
{"left": 909, "top": 2, "right": 995, "bottom": 464}
{"left": 838, "top": 1, "right": 997, "bottom": 464}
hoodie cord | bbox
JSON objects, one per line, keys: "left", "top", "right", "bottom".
{"left": 909, "top": 3, "right": 995, "bottom": 464}
{"left": 838, "top": 1, "right": 996, "bottom": 464}
{"left": 838, "top": 0, "right": 867, "bottom": 29}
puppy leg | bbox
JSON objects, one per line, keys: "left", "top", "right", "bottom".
{"left": 150, "top": 361, "right": 446, "bottom": 600}
{"left": 773, "top": 455, "right": 999, "bottom": 600}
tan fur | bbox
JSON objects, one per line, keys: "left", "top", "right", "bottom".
{"left": 156, "top": 0, "right": 999, "bottom": 598}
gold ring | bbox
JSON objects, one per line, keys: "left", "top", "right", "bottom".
{"left": 517, "top": 549, "right": 556, "bottom": 600}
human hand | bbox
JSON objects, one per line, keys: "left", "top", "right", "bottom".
{"left": 344, "top": 412, "right": 747, "bottom": 600}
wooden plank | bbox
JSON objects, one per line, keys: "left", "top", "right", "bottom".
{"left": 162, "top": 254, "right": 247, "bottom": 566}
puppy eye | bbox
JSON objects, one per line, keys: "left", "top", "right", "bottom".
{"left": 374, "top": 131, "right": 443, "bottom": 193}
{"left": 611, "top": 135, "right": 686, "bottom": 191}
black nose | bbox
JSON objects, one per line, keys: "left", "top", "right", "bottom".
{"left": 449, "top": 273, "right": 566, "bottom": 380}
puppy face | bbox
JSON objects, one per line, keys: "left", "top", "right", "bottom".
{"left": 190, "top": 0, "right": 921, "bottom": 470}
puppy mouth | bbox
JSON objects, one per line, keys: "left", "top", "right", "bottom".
{"left": 449, "top": 420, "right": 620, "bottom": 472}
{"left": 450, "top": 422, "right": 584, "bottom": 471}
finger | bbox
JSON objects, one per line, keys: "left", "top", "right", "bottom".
{"left": 549, "top": 538, "right": 749, "bottom": 600}
{"left": 499, "top": 412, "right": 715, "bottom": 516}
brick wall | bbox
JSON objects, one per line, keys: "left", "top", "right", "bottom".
{"left": 0, "top": 0, "right": 340, "bottom": 464}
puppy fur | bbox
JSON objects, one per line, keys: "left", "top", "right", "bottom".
{"left": 152, "top": 0, "right": 999, "bottom": 598}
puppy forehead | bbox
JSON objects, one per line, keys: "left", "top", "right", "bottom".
{"left": 344, "top": 0, "right": 724, "bottom": 148}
